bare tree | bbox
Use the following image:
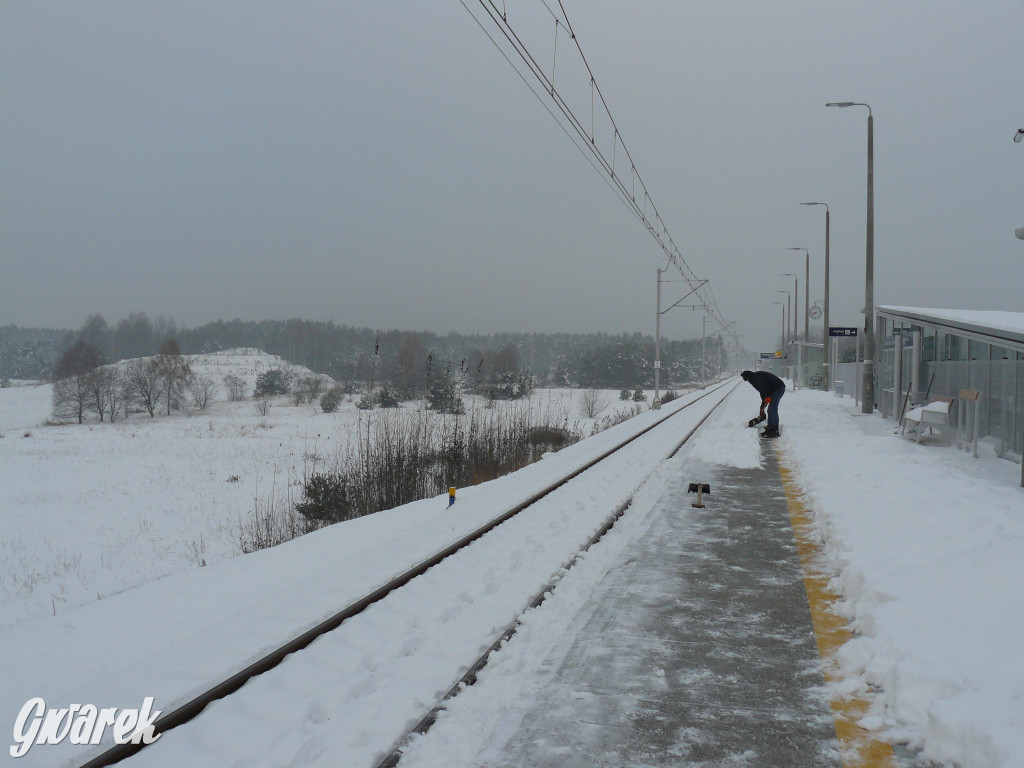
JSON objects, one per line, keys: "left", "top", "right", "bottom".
{"left": 51, "top": 340, "right": 103, "bottom": 423}
{"left": 105, "top": 368, "right": 129, "bottom": 422}
{"left": 578, "top": 388, "right": 610, "bottom": 419}
{"left": 52, "top": 375, "right": 93, "bottom": 423}
{"left": 224, "top": 374, "right": 247, "bottom": 402}
{"left": 293, "top": 374, "right": 327, "bottom": 406}
{"left": 85, "top": 366, "right": 120, "bottom": 422}
{"left": 124, "top": 358, "right": 164, "bottom": 417}
{"left": 255, "top": 396, "right": 272, "bottom": 417}
{"left": 188, "top": 374, "right": 217, "bottom": 411}
{"left": 154, "top": 340, "right": 191, "bottom": 415}
{"left": 304, "top": 374, "right": 327, "bottom": 403}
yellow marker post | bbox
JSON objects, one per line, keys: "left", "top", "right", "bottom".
{"left": 448, "top": 487, "right": 456, "bottom": 508}
{"left": 776, "top": 445, "right": 896, "bottom": 768}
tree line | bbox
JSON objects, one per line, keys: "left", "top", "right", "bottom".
{"left": 51, "top": 338, "right": 214, "bottom": 423}
{"left": 5, "top": 312, "right": 726, "bottom": 400}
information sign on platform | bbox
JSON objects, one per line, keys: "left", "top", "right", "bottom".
{"left": 829, "top": 327, "right": 858, "bottom": 337}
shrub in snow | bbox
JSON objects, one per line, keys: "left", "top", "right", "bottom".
{"left": 188, "top": 375, "right": 217, "bottom": 411}
{"left": 577, "top": 388, "right": 609, "bottom": 419}
{"left": 485, "top": 370, "right": 530, "bottom": 401}
{"left": 632, "top": 387, "right": 647, "bottom": 402}
{"left": 224, "top": 374, "right": 247, "bottom": 402}
{"left": 320, "top": 388, "right": 342, "bottom": 414}
{"left": 254, "top": 368, "right": 292, "bottom": 397}
{"left": 619, "top": 388, "right": 631, "bottom": 401}
{"left": 375, "top": 384, "right": 401, "bottom": 409}
{"left": 597, "top": 404, "right": 644, "bottom": 432}
{"left": 295, "top": 473, "right": 351, "bottom": 524}
{"left": 356, "top": 393, "right": 374, "bottom": 410}
{"left": 239, "top": 493, "right": 311, "bottom": 553}
{"left": 426, "top": 375, "right": 464, "bottom": 414}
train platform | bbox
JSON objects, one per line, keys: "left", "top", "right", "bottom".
{"left": 471, "top": 438, "right": 917, "bottom": 768}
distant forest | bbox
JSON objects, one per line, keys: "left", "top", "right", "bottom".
{"left": 0, "top": 313, "right": 726, "bottom": 390}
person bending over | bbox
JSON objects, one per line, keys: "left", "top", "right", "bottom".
{"left": 741, "top": 370, "right": 785, "bottom": 438}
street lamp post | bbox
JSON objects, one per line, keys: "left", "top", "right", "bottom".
{"left": 785, "top": 249, "right": 809, "bottom": 341}
{"left": 776, "top": 290, "right": 790, "bottom": 354}
{"left": 800, "top": 202, "right": 830, "bottom": 390}
{"left": 781, "top": 273, "right": 798, "bottom": 339}
{"left": 827, "top": 101, "right": 874, "bottom": 414}
{"left": 1015, "top": 130, "right": 1024, "bottom": 488}
{"left": 773, "top": 302, "right": 786, "bottom": 366}
{"left": 1016, "top": 130, "right": 1024, "bottom": 241}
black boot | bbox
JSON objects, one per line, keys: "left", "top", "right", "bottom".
{"left": 761, "top": 425, "right": 780, "bottom": 438}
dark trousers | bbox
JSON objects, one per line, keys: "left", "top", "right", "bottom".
{"left": 766, "top": 383, "right": 785, "bottom": 427}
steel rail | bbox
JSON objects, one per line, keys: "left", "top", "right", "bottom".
{"left": 375, "top": 379, "right": 739, "bottom": 767}
{"left": 78, "top": 378, "right": 737, "bottom": 768}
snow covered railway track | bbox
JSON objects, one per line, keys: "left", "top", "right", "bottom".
{"left": 78, "top": 379, "right": 738, "bottom": 768}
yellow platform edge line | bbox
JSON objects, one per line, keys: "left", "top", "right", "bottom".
{"left": 775, "top": 444, "right": 897, "bottom": 768}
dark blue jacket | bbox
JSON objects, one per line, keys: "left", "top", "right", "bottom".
{"left": 744, "top": 371, "right": 785, "bottom": 400}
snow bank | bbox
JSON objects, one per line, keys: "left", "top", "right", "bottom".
{"left": 782, "top": 390, "right": 1024, "bottom": 767}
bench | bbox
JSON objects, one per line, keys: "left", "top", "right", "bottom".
{"left": 901, "top": 396, "right": 954, "bottom": 443}
{"left": 957, "top": 389, "right": 981, "bottom": 458}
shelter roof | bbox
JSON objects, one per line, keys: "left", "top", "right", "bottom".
{"left": 877, "top": 306, "right": 1024, "bottom": 352}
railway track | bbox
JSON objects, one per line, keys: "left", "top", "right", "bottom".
{"left": 79, "top": 379, "right": 739, "bottom": 768}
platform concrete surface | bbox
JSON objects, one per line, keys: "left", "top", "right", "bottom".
{"left": 476, "top": 445, "right": 845, "bottom": 768}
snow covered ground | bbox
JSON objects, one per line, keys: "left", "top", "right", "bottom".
{"left": 397, "top": 388, "right": 1024, "bottom": 768}
{"left": 2, "top": 374, "right": 1022, "bottom": 767}
{"left": 0, "top": 379, "right": 727, "bottom": 768}
{"left": 0, "top": 349, "right": 335, "bottom": 630}
{"left": 781, "top": 390, "right": 1024, "bottom": 768}
{"left": 0, "top": 351, "right": 648, "bottom": 630}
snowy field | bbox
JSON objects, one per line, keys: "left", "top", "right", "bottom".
{"left": 0, "top": 379, "right": 724, "bottom": 768}
{"left": 2, "top": 375, "right": 1022, "bottom": 767}
{"left": 0, "top": 349, "right": 645, "bottom": 631}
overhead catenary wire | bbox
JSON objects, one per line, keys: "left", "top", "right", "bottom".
{"left": 461, "top": 0, "right": 741, "bottom": 353}
{"left": 467, "top": 0, "right": 660, "bottom": 232}
{"left": 456, "top": 0, "right": 636, "bottom": 216}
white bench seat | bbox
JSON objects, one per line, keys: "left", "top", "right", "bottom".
{"left": 901, "top": 397, "right": 953, "bottom": 444}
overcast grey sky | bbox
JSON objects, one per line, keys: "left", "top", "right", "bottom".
{"left": 2, "top": 1, "right": 1022, "bottom": 353}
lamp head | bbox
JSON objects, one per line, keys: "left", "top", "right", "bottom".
{"left": 800, "top": 201, "right": 822, "bottom": 206}
{"left": 1015, "top": 129, "right": 1024, "bottom": 143}
{"left": 826, "top": 102, "right": 855, "bottom": 108}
